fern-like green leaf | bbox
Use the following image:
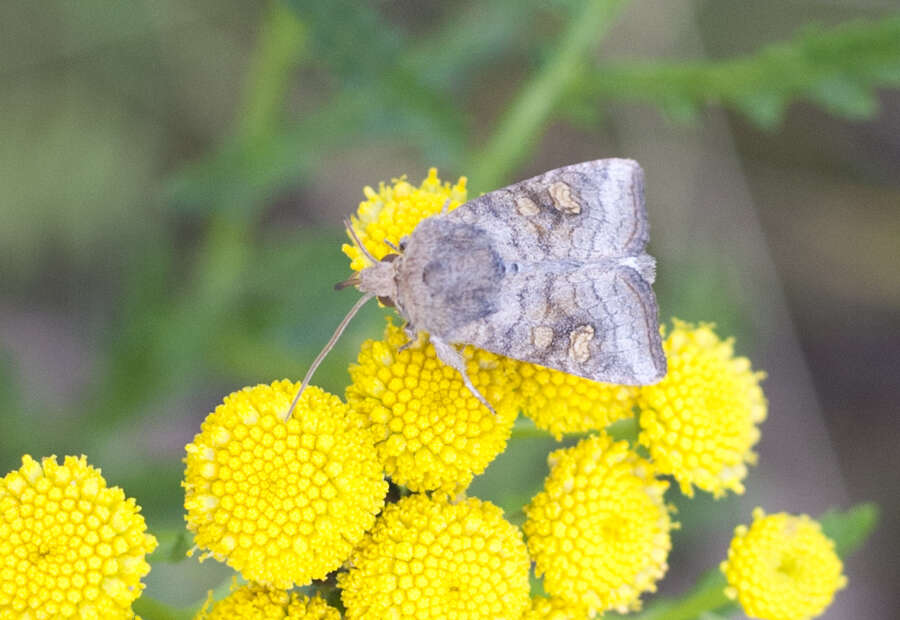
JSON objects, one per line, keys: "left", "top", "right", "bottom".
{"left": 570, "top": 15, "right": 900, "bottom": 127}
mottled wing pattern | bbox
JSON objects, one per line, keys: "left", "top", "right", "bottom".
{"left": 436, "top": 158, "right": 665, "bottom": 384}
{"left": 443, "top": 159, "right": 649, "bottom": 262}
{"left": 446, "top": 262, "right": 666, "bottom": 384}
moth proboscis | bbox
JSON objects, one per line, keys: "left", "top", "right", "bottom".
{"left": 284, "top": 159, "right": 666, "bottom": 420}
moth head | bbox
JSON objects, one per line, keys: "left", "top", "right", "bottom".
{"left": 357, "top": 256, "right": 399, "bottom": 301}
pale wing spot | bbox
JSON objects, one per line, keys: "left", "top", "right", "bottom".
{"left": 549, "top": 181, "right": 581, "bottom": 215}
{"left": 568, "top": 325, "right": 595, "bottom": 362}
{"left": 515, "top": 195, "right": 540, "bottom": 216}
{"left": 531, "top": 325, "right": 554, "bottom": 350}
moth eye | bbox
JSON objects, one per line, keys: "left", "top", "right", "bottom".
{"left": 399, "top": 240, "right": 408, "bottom": 251}
{"left": 377, "top": 296, "right": 396, "bottom": 308}
{"left": 382, "top": 253, "right": 399, "bottom": 263}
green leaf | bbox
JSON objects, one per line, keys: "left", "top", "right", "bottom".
{"left": 570, "top": 14, "right": 900, "bottom": 128}
{"left": 809, "top": 77, "right": 879, "bottom": 119}
{"left": 734, "top": 91, "right": 786, "bottom": 129}
{"left": 287, "top": 0, "right": 402, "bottom": 82}
{"left": 819, "top": 502, "right": 880, "bottom": 558}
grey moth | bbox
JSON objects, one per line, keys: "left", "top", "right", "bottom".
{"left": 288, "top": 159, "right": 666, "bottom": 418}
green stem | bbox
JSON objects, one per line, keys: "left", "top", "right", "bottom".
{"left": 467, "top": 0, "right": 630, "bottom": 192}
{"left": 237, "top": 0, "right": 307, "bottom": 142}
{"left": 625, "top": 571, "right": 734, "bottom": 620}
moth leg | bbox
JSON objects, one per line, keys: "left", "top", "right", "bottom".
{"left": 440, "top": 198, "right": 451, "bottom": 214}
{"left": 430, "top": 336, "right": 496, "bottom": 415}
{"left": 397, "top": 323, "right": 418, "bottom": 353}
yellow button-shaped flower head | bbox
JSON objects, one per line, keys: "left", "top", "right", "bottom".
{"left": 195, "top": 583, "right": 339, "bottom": 620}
{"left": 183, "top": 381, "right": 387, "bottom": 588}
{"left": 0, "top": 454, "right": 157, "bottom": 619}
{"left": 517, "top": 362, "right": 637, "bottom": 439}
{"left": 346, "top": 321, "right": 521, "bottom": 493}
{"left": 522, "top": 596, "right": 590, "bottom": 620}
{"left": 343, "top": 168, "right": 468, "bottom": 271}
{"left": 637, "top": 320, "right": 767, "bottom": 497}
{"left": 524, "top": 434, "right": 673, "bottom": 615}
{"left": 721, "top": 508, "right": 846, "bottom": 620}
{"left": 339, "top": 494, "right": 530, "bottom": 620}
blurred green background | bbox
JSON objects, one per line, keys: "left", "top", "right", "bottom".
{"left": 1, "top": 0, "right": 898, "bottom": 617}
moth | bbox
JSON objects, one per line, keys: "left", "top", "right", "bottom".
{"left": 286, "top": 159, "right": 666, "bottom": 419}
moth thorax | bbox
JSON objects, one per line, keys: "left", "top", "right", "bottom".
{"left": 357, "top": 260, "right": 398, "bottom": 299}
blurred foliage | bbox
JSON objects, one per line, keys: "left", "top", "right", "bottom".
{"left": 570, "top": 15, "right": 900, "bottom": 127}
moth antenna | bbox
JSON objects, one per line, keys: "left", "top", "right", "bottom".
{"left": 344, "top": 218, "right": 377, "bottom": 265}
{"left": 334, "top": 275, "right": 360, "bottom": 291}
{"left": 384, "top": 239, "right": 400, "bottom": 253}
{"left": 283, "top": 293, "right": 375, "bottom": 421}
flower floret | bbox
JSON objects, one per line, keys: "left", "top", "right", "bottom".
{"left": 522, "top": 596, "right": 591, "bottom": 619}
{"left": 0, "top": 454, "right": 157, "bottom": 619}
{"left": 183, "top": 381, "right": 387, "bottom": 588}
{"left": 344, "top": 167, "right": 468, "bottom": 271}
{"left": 721, "top": 508, "right": 846, "bottom": 620}
{"left": 339, "top": 494, "right": 530, "bottom": 619}
{"left": 524, "top": 434, "right": 673, "bottom": 615}
{"left": 637, "top": 320, "right": 766, "bottom": 497}
{"left": 517, "top": 361, "right": 637, "bottom": 439}
{"left": 346, "top": 321, "right": 520, "bottom": 493}
{"left": 195, "top": 582, "right": 340, "bottom": 619}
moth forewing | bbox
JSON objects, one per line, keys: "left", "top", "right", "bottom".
{"left": 409, "top": 158, "right": 666, "bottom": 387}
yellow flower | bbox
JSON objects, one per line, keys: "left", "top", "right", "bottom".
{"left": 637, "top": 320, "right": 766, "bottom": 497}
{"left": 524, "top": 434, "right": 672, "bottom": 615}
{"left": 522, "top": 596, "right": 591, "bottom": 620}
{"left": 346, "top": 320, "right": 520, "bottom": 493}
{"left": 517, "top": 362, "right": 637, "bottom": 439}
{"left": 721, "top": 508, "right": 846, "bottom": 620}
{"left": 0, "top": 455, "right": 157, "bottom": 619}
{"left": 339, "top": 494, "right": 530, "bottom": 620}
{"left": 195, "top": 582, "right": 339, "bottom": 620}
{"left": 183, "top": 381, "right": 387, "bottom": 588}
{"left": 343, "top": 167, "right": 468, "bottom": 271}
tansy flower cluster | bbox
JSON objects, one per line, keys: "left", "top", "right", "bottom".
{"left": 195, "top": 582, "right": 340, "bottom": 619}
{"left": 2, "top": 169, "right": 854, "bottom": 620}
